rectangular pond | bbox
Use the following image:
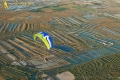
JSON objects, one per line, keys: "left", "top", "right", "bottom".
{"left": 11, "top": 24, "right": 17, "bottom": 31}
{"left": 87, "top": 50, "right": 101, "bottom": 58}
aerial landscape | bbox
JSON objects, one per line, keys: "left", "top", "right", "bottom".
{"left": 0, "top": 0, "right": 120, "bottom": 80}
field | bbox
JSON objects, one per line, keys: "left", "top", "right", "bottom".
{"left": 72, "top": 5, "right": 95, "bottom": 12}
{"left": 57, "top": 53, "right": 120, "bottom": 80}
{"left": 0, "top": 0, "right": 120, "bottom": 80}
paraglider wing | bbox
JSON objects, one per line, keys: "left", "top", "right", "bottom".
{"left": 33, "top": 32, "right": 53, "bottom": 50}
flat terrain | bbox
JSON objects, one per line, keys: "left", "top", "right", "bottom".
{"left": 0, "top": 1, "right": 120, "bottom": 80}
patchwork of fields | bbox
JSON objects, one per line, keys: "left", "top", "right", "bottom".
{"left": 0, "top": 2, "right": 120, "bottom": 79}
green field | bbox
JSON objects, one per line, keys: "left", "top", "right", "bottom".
{"left": 30, "top": 5, "right": 94, "bottom": 12}
{"left": 30, "top": 6, "right": 68, "bottom": 12}
{"left": 42, "top": 6, "right": 68, "bottom": 11}
{"left": 72, "top": 5, "right": 95, "bottom": 12}
{"left": 30, "top": 9, "right": 44, "bottom": 12}
{"left": 52, "top": 7, "right": 67, "bottom": 11}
